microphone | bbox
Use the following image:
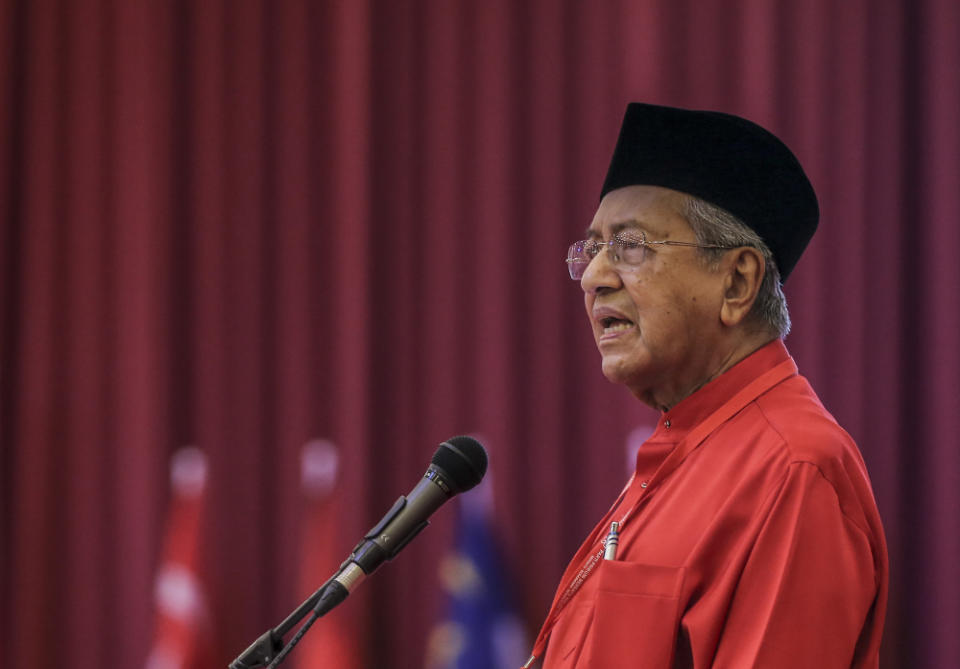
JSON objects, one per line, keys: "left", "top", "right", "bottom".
{"left": 229, "top": 436, "right": 487, "bottom": 669}
{"left": 314, "top": 435, "right": 488, "bottom": 616}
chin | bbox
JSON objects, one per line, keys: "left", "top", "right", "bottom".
{"left": 600, "top": 356, "right": 643, "bottom": 386}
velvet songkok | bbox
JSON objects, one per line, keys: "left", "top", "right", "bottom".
{"left": 601, "top": 103, "right": 819, "bottom": 281}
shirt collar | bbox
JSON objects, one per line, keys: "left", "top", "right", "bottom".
{"left": 645, "top": 339, "right": 795, "bottom": 444}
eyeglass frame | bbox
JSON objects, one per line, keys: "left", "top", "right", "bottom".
{"left": 565, "top": 229, "right": 735, "bottom": 280}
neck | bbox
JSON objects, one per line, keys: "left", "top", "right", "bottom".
{"left": 646, "top": 332, "right": 778, "bottom": 412}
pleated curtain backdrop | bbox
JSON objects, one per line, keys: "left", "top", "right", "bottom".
{"left": 1, "top": 1, "right": 957, "bottom": 668}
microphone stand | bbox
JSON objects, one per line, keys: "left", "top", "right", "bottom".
{"left": 228, "top": 436, "right": 488, "bottom": 668}
{"left": 228, "top": 571, "right": 350, "bottom": 669}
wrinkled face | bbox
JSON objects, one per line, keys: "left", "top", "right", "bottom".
{"left": 582, "top": 186, "right": 728, "bottom": 409}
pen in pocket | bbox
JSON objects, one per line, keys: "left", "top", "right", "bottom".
{"left": 604, "top": 521, "right": 620, "bottom": 560}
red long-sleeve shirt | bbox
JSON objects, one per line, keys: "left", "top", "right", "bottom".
{"left": 532, "top": 340, "right": 888, "bottom": 668}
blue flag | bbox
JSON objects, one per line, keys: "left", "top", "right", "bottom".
{"left": 425, "top": 477, "right": 528, "bottom": 669}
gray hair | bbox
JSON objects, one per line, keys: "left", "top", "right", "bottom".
{"left": 680, "top": 195, "right": 791, "bottom": 338}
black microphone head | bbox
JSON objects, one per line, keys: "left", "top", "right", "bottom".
{"left": 431, "top": 436, "right": 488, "bottom": 494}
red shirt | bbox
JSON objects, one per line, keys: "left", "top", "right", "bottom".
{"left": 531, "top": 340, "right": 888, "bottom": 668}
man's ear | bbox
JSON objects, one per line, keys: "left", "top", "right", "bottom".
{"left": 719, "top": 247, "right": 765, "bottom": 327}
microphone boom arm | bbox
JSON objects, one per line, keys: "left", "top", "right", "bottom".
{"left": 227, "top": 493, "right": 427, "bottom": 669}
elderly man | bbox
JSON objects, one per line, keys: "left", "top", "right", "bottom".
{"left": 525, "top": 104, "right": 888, "bottom": 668}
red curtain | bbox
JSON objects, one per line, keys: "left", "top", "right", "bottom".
{"left": 2, "top": 1, "right": 957, "bottom": 667}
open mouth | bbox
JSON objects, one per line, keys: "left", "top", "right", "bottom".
{"left": 600, "top": 316, "right": 635, "bottom": 334}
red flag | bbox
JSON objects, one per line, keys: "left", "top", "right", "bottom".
{"left": 145, "top": 448, "right": 217, "bottom": 669}
{"left": 293, "top": 439, "right": 364, "bottom": 669}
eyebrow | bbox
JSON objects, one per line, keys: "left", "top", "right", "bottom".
{"left": 584, "top": 219, "right": 647, "bottom": 239}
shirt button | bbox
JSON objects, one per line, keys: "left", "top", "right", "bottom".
{"left": 640, "top": 481, "right": 648, "bottom": 489}
{"left": 664, "top": 419, "right": 671, "bottom": 428}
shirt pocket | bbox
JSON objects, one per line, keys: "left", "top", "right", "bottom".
{"left": 582, "top": 561, "right": 686, "bottom": 669}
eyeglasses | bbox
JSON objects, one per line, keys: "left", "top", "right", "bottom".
{"left": 565, "top": 230, "right": 734, "bottom": 280}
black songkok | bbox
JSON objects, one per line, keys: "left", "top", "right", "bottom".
{"left": 601, "top": 103, "right": 819, "bottom": 281}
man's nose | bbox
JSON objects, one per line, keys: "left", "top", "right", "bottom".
{"left": 580, "top": 247, "right": 622, "bottom": 295}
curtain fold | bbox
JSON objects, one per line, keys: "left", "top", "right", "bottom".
{"left": 2, "top": 1, "right": 957, "bottom": 667}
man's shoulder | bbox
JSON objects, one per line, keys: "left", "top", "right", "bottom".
{"left": 743, "top": 373, "right": 882, "bottom": 543}
{"left": 750, "top": 374, "right": 860, "bottom": 468}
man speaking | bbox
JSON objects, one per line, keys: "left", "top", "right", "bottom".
{"left": 525, "top": 104, "right": 888, "bottom": 668}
